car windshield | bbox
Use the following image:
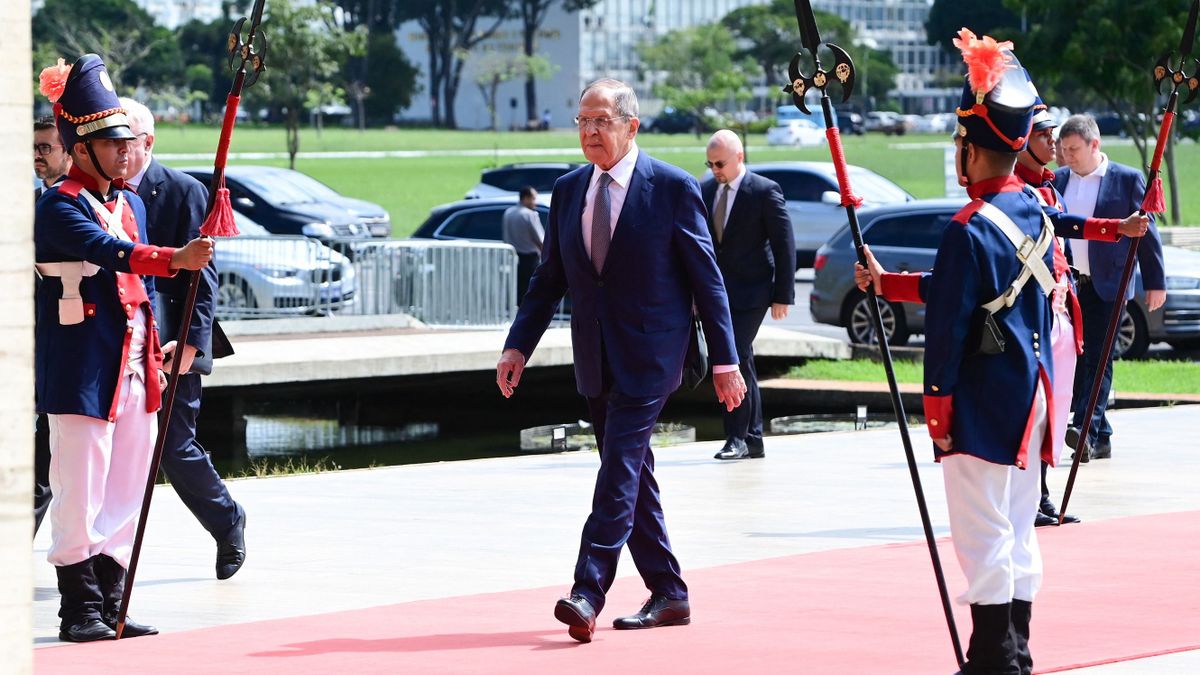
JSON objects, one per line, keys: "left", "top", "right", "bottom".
{"left": 850, "top": 170, "right": 912, "bottom": 203}
{"left": 482, "top": 168, "right": 572, "bottom": 192}
{"left": 234, "top": 171, "right": 340, "bottom": 207}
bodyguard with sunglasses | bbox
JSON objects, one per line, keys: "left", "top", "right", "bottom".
{"left": 701, "top": 130, "right": 795, "bottom": 460}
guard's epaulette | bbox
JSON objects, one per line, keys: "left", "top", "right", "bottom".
{"left": 952, "top": 199, "right": 986, "bottom": 226}
{"left": 58, "top": 179, "right": 83, "bottom": 198}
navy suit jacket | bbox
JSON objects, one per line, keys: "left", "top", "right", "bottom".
{"left": 1053, "top": 161, "right": 1165, "bottom": 302}
{"left": 504, "top": 149, "right": 738, "bottom": 398}
{"left": 137, "top": 158, "right": 228, "bottom": 375}
{"left": 701, "top": 171, "right": 795, "bottom": 310}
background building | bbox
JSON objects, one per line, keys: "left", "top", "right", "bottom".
{"left": 396, "top": 0, "right": 962, "bottom": 128}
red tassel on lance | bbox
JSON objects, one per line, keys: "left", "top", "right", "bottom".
{"left": 201, "top": 188, "right": 240, "bottom": 237}
{"left": 1141, "top": 176, "right": 1166, "bottom": 215}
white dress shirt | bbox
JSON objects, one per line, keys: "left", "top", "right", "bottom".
{"left": 582, "top": 143, "right": 639, "bottom": 259}
{"left": 1063, "top": 153, "right": 1109, "bottom": 276}
{"left": 712, "top": 164, "right": 747, "bottom": 227}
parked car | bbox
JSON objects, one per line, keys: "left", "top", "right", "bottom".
{"left": 182, "top": 166, "right": 391, "bottom": 243}
{"left": 410, "top": 196, "right": 550, "bottom": 242}
{"left": 766, "top": 118, "right": 826, "bottom": 147}
{"left": 214, "top": 213, "right": 357, "bottom": 318}
{"left": 809, "top": 199, "right": 1200, "bottom": 357}
{"left": 864, "top": 111, "right": 909, "bottom": 135}
{"left": 464, "top": 162, "right": 583, "bottom": 200}
{"left": 703, "top": 162, "right": 913, "bottom": 268}
{"left": 645, "top": 107, "right": 700, "bottom": 134}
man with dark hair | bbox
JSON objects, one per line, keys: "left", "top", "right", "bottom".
{"left": 1054, "top": 114, "right": 1166, "bottom": 462}
{"left": 34, "top": 116, "right": 72, "bottom": 195}
{"left": 121, "top": 97, "right": 245, "bottom": 580}
{"left": 496, "top": 77, "right": 743, "bottom": 643}
{"left": 502, "top": 185, "right": 544, "bottom": 304}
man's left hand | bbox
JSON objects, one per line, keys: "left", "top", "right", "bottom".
{"left": 1146, "top": 289, "right": 1166, "bottom": 312}
{"left": 713, "top": 370, "right": 746, "bottom": 412}
{"left": 161, "top": 341, "right": 198, "bottom": 375}
{"left": 770, "top": 303, "right": 789, "bottom": 320}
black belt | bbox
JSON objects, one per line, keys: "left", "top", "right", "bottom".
{"left": 1074, "top": 271, "right": 1092, "bottom": 286}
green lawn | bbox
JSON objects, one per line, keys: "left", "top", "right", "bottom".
{"left": 154, "top": 125, "right": 1200, "bottom": 237}
{"left": 787, "top": 358, "right": 1200, "bottom": 395}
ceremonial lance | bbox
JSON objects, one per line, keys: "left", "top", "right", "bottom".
{"left": 115, "top": 0, "right": 269, "bottom": 639}
{"left": 783, "top": 0, "right": 965, "bottom": 667}
{"left": 1059, "top": 0, "right": 1200, "bottom": 521}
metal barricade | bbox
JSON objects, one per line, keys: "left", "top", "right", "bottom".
{"left": 329, "top": 238, "right": 519, "bottom": 328}
{"left": 212, "top": 235, "right": 357, "bottom": 320}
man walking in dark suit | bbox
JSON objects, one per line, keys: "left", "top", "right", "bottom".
{"left": 1053, "top": 114, "right": 1166, "bottom": 461}
{"left": 702, "top": 130, "right": 795, "bottom": 460}
{"left": 121, "top": 98, "right": 246, "bottom": 579}
{"left": 496, "top": 78, "right": 744, "bottom": 643}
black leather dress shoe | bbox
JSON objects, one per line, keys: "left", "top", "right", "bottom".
{"left": 1092, "top": 437, "right": 1112, "bottom": 459}
{"left": 1034, "top": 511, "right": 1057, "bottom": 527}
{"left": 105, "top": 616, "right": 158, "bottom": 638}
{"left": 216, "top": 511, "right": 246, "bottom": 580}
{"left": 612, "top": 595, "right": 690, "bottom": 630}
{"left": 746, "top": 437, "right": 765, "bottom": 459}
{"left": 1039, "top": 503, "right": 1081, "bottom": 526}
{"left": 1066, "top": 427, "right": 1090, "bottom": 464}
{"left": 60, "top": 618, "right": 116, "bottom": 642}
{"left": 554, "top": 594, "right": 596, "bottom": 643}
{"left": 714, "top": 438, "right": 750, "bottom": 460}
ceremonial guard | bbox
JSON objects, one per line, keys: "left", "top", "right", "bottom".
{"left": 35, "top": 54, "right": 213, "bottom": 642}
{"left": 856, "top": 32, "right": 1146, "bottom": 674}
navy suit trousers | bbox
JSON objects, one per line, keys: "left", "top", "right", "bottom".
{"left": 575, "top": 370, "right": 687, "bottom": 613}
{"left": 1071, "top": 279, "right": 1117, "bottom": 445}
{"left": 724, "top": 306, "right": 767, "bottom": 447}
{"left": 162, "top": 373, "right": 242, "bottom": 540}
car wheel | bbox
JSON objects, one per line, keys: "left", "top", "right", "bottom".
{"left": 1114, "top": 301, "right": 1149, "bottom": 360}
{"left": 845, "top": 292, "right": 910, "bottom": 346}
{"left": 217, "top": 273, "right": 257, "bottom": 314}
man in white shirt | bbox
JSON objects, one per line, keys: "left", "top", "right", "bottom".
{"left": 1054, "top": 114, "right": 1166, "bottom": 461}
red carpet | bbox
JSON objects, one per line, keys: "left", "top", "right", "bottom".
{"left": 37, "top": 511, "right": 1200, "bottom": 674}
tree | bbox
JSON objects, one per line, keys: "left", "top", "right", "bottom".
{"left": 473, "top": 52, "right": 555, "bottom": 130}
{"left": 176, "top": 18, "right": 236, "bottom": 121}
{"left": 926, "top": 0, "right": 1020, "bottom": 54}
{"left": 33, "top": 0, "right": 182, "bottom": 91}
{"left": 722, "top": 1, "right": 898, "bottom": 111}
{"left": 401, "top": 0, "right": 514, "bottom": 129}
{"left": 637, "top": 23, "right": 754, "bottom": 136}
{"left": 360, "top": 30, "right": 420, "bottom": 126}
{"left": 515, "top": 1, "right": 598, "bottom": 125}
{"left": 249, "top": 0, "right": 365, "bottom": 168}
{"left": 1008, "top": 0, "right": 1194, "bottom": 223}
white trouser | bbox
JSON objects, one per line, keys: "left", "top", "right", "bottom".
{"left": 1050, "top": 308, "right": 1077, "bottom": 466}
{"left": 48, "top": 312, "right": 156, "bottom": 569}
{"left": 942, "top": 382, "right": 1047, "bottom": 605}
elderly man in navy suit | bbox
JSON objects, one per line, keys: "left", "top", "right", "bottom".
{"left": 496, "top": 78, "right": 744, "bottom": 643}
{"left": 701, "top": 129, "right": 795, "bottom": 460}
{"left": 121, "top": 97, "right": 246, "bottom": 579}
{"left": 1054, "top": 114, "right": 1166, "bottom": 461}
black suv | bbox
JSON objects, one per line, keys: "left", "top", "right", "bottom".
{"left": 182, "top": 166, "right": 391, "bottom": 242}
{"left": 464, "top": 163, "right": 583, "bottom": 200}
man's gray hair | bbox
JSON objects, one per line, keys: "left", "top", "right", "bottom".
{"left": 119, "top": 97, "right": 155, "bottom": 137}
{"left": 1059, "top": 114, "right": 1100, "bottom": 145}
{"left": 580, "top": 78, "right": 639, "bottom": 118}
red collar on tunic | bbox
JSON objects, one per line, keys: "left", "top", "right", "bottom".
{"left": 60, "top": 165, "right": 127, "bottom": 200}
{"left": 1014, "top": 162, "right": 1055, "bottom": 187}
{"left": 967, "top": 174, "right": 1026, "bottom": 200}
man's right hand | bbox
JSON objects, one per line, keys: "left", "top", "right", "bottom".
{"left": 169, "top": 237, "right": 214, "bottom": 271}
{"left": 854, "top": 244, "right": 885, "bottom": 295}
{"left": 1119, "top": 212, "right": 1150, "bottom": 238}
{"left": 496, "top": 348, "right": 527, "bottom": 398}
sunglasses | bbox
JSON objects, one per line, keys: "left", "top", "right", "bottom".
{"left": 705, "top": 159, "right": 730, "bottom": 170}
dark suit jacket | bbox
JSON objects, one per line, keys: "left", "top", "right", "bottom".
{"left": 504, "top": 149, "right": 738, "bottom": 398}
{"left": 1053, "top": 161, "right": 1165, "bottom": 302}
{"left": 701, "top": 171, "right": 795, "bottom": 310}
{"left": 137, "top": 158, "right": 229, "bottom": 375}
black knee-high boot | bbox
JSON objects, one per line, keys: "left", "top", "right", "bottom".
{"left": 1011, "top": 599, "right": 1033, "bottom": 675}
{"left": 56, "top": 557, "right": 115, "bottom": 642}
{"left": 94, "top": 554, "right": 158, "bottom": 638}
{"left": 956, "top": 603, "right": 1020, "bottom": 675}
